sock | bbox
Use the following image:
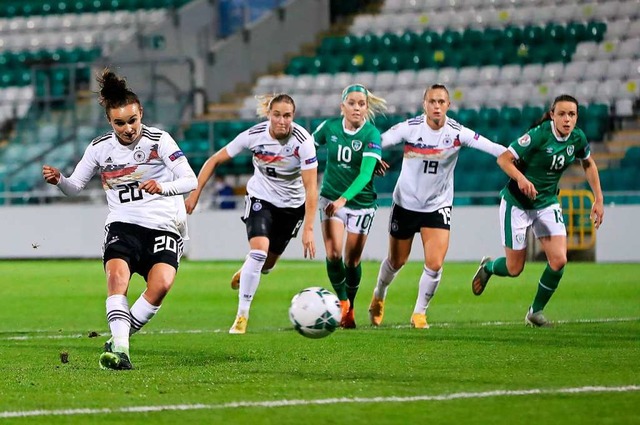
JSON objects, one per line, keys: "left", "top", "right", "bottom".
{"left": 531, "top": 263, "right": 564, "bottom": 313}
{"left": 374, "top": 258, "right": 401, "bottom": 299}
{"left": 237, "top": 249, "right": 267, "bottom": 317}
{"left": 129, "top": 294, "right": 161, "bottom": 335}
{"left": 413, "top": 266, "right": 442, "bottom": 315}
{"left": 106, "top": 294, "right": 131, "bottom": 355}
{"left": 325, "top": 258, "right": 347, "bottom": 300}
{"left": 486, "top": 257, "right": 511, "bottom": 277}
{"left": 345, "top": 263, "right": 362, "bottom": 309}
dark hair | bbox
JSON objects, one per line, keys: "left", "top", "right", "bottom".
{"left": 529, "top": 94, "right": 579, "bottom": 129}
{"left": 423, "top": 84, "right": 449, "bottom": 100}
{"left": 96, "top": 68, "right": 141, "bottom": 113}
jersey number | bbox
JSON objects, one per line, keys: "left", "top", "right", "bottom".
{"left": 337, "top": 145, "right": 352, "bottom": 163}
{"left": 266, "top": 166, "right": 277, "bottom": 177}
{"left": 117, "top": 182, "right": 143, "bottom": 203}
{"left": 553, "top": 209, "right": 565, "bottom": 224}
{"left": 550, "top": 154, "right": 565, "bottom": 170}
{"left": 422, "top": 160, "right": 439, "bottom": 174}
{"left": 438, "top": 207, "right": 451, "bottom": 225}
{"left": 153, "top": 235, "right": 178, "bottom": 253}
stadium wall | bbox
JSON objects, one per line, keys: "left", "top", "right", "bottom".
{"left": 204, "top": 0, "right": 331, "bottom": 102}
{"left": 1, "top": 205, "right": 637, "bottom": 262}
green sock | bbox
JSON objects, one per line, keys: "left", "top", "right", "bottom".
{"left": 531, "top": 263, "right": 564, "bottom": 313}
{"left": 326, "top": 258, "right": 347, "bottom": 300}
{"left": 486, "top": 257, "right": 511, "bottom": 277}
{"left": 345, "top": 263, "right": 362, "bottom": 308}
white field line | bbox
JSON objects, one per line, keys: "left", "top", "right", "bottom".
{"left": 2, "top": 317, "right": 639, "bottom": 341}
{"left": 1, "top": 385, "right": 638, "bottom": 419}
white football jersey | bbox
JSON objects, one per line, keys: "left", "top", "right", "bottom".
{"left": 225, "top": 120, "right": 318, "bottom": 208}
{"left": 382, "top": 115, "right": 506, "bottom": 213}
{"left": 60, "top": 125, "right": 195, "bottom": 236}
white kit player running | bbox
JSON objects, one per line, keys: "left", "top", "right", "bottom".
{"left": 368, "top": 84, "right": 506, "bottom": 329}
{"left": 185, "top": 93, "right": 318, "bottom": 334}
{"left": 43, "top": 69, "right": 197, "bottom": 370}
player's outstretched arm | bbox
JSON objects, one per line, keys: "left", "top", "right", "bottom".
{"left": 185, "top": 148, "right": 232, "bottom": 214}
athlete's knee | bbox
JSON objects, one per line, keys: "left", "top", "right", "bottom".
{"left": 547, "top": 255, "right": 567, "bottom": 271}
{"left": 388, "top": 256, "right": 407, "bottom": 270}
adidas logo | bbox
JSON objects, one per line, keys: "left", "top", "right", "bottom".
{"left": 417, "top": 137, "right": 423, "bottom": 141}
{"left": 105, "top": 157, "right": 113, "bottom": 163}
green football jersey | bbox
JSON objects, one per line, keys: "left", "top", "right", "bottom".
{"left": 313, "top": 118, "right": 382, "bottom": 209}
{"left": 501, "top": 120, "right": 590, "bottom": 209}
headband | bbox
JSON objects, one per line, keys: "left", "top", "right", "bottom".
{"left": 342, "top": 84, "right": 368, "bottom": 101}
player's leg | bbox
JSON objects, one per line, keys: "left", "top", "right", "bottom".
{"left": 231, "top": 197, "right": 272, "bottom": 334}
{"left": 370, "top": 236, "right": 412, "bottom": 326}
{"left": 319, "top": 197, "right": 348, "bottom": 314}
{"left": 410, "top": 223, "right": 450, "bottom": 329}
{"left": 473, "top": 199, "right": 529, "bottom": 295}
{"left": 130, "top": 231, "right": 182, "bottom": 336}
{"left": 340, "top": 206, "right": 375, "bottom": 328}
{"left": 99, "top": 223, "right": 135, "bottom": 370}
{"left": 370, "top": 204, "right": 416, "bottom": 326}
{"left": 526, "top": 205, "right": 568, "bottom": 326}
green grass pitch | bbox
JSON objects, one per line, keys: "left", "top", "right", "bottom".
{"left": 0, "top": 260, "right": 639, "bottom": 424}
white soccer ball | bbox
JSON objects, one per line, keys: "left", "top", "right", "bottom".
{"left": 289, "top": 287, "right": 341, "bottom": 339}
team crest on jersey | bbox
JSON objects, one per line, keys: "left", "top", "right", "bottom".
{"left": 518, "top": 134, "right": 531, "bottom": 147}
{"left": 330, "top": 135, "right": 338, "bottom": 143}
{"left": 352, "top": 140, "right": 363, "bottom": 151}
{"left": 442, "top": 135, "right": 453, "bottom": 147}
{"left": 281, "top": 145, "right": 293, "bottom": 156}
{"left": 516, "top": 233, "right": 525, "bottom": 244}
{"left": 133, "top": 150, "right": 146, "bottom": 163}
{"left": 391, "top": 220, "right": 399, "bottom": 232}
{"left": 567, "top": 145, "right": 574, "bottom": 156}
{"left": 252, "top": 201, "right": 262, "bottom": 211}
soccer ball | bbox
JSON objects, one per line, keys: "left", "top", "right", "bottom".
{"left": 289, "top": 287, "right": 341, "bottom": 339}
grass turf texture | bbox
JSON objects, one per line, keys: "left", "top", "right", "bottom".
{"left": 0, "top": 260, "right": 638, "bottom": 424}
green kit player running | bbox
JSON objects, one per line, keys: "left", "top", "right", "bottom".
{"left": 472, "top": 94, "right": 605, "bottom": 327}
{"left": 313, "top": 84, "right": 387, "bottom": 328}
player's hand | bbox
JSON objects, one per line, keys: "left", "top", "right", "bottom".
{"left": 591, "top": 200, "right": 604, "bottom": 229}
{"left": 302, "top": 228, "right": 315, "bottom": 259}
{"left": 42, "top": 165, "right": 61, "bottom": 185}
{"left": 517, "top": 177, "right": 538, "bottom": 200}
{"left": 140, "top": 179, "right": 163, "bottom": 195}
{"left": 324, "top": 197, "right": 346, "bottom": 217}
{"left": 184, "top": 191, "right": 200, "bottom": 214}
{"left": 374, "top": 159, "right": 389, "bottom": 176}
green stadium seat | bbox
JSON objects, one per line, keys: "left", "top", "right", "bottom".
{"left": 399, "top": 31, "right": 419, "bottom": 52}
{"left": 359, "top": 34, "right": 380, "bottom": 55}
{"left": 417, "top": 31, "right": 441, "bottom": 50}
{"left": 544, "top": 24, "right": 567, "bottom": 43}
{"left": 566, "top": 22, "right": 588, "bottom": 43}
{"left": 478, "top": 108, "right": 500, "bottom": 127}
{"left": 462, "top": 28, "right": 484, "bottom": 48}
{"left": 503, "top": 26, "right": 524, "bottom": 46}
{"left": 586, "top": 22, "right": 607, "bottom": 42}
{"left": 440, "top": 30, "right": 463, "bottom": 49}
{"left": 456, "top": 108, "right": 478, "bottom": 127}
{"left": 379, "top": 33, "right": 400, "bottom": 52}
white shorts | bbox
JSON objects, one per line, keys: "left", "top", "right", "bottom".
{"left": 318, "top": 196, "right": 377, "bottom": 235}
{"left": 499, "top": 198, "right": 567, "bottom": 250}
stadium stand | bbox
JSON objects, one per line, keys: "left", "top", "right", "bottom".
{"left": 0, "top": 0, "right": 638, "bottom": 208}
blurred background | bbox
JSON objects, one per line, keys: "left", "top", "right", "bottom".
{"left": 0, "top": 0, "right": 638, "bottom": 261}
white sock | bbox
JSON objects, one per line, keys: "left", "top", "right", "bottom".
{"left": 413, "top": 266, "right": 442, "bottom": 315}
{"left": 106, "top": 294, "right": 131, "bottom": 354}
{"left": 237, "top": 249, "right": 267, "bottom": 317}
{"left": 129, "top": 294, "right": 160, "bottom": 335}
{"left": 374, "top": 258, "right": 401, "bottom": 299}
